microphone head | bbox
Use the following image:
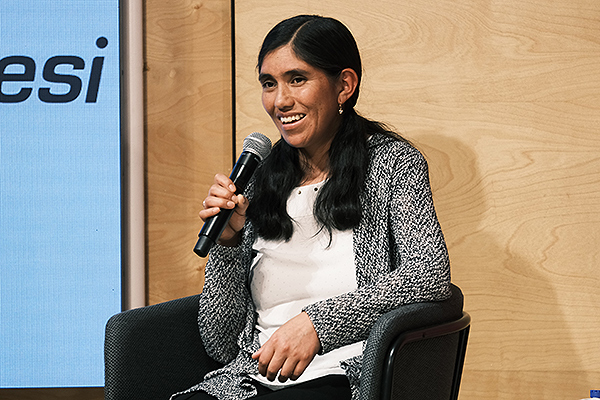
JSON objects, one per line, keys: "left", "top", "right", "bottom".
{"left": 243, "top": 132, "right": 272, "bottom": 161}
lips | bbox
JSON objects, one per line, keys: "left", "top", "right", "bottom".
{"left": 279, "top": 114, "right": 306, "bottom": 124}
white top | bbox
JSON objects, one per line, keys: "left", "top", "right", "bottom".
{"left": 249, "top": 181, "right": 363, "bottom": 389}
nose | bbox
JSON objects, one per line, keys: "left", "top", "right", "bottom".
{"left": 274, "top": 85, "right": 293, "bottom": 111}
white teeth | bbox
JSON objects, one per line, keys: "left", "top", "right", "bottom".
{"left": 280, "top": 114, "right": 305, "bottom": 124}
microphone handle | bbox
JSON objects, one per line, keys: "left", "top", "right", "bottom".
{"left": 193, "top": 151, "right": 260, "bottom": 257}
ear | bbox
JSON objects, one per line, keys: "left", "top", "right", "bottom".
{"left": 337, "top": 68, "right": 359, "bottom": 105}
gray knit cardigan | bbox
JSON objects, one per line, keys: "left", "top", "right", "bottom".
{"left": 172, "top": 133, "right": 451, "bottom": 400}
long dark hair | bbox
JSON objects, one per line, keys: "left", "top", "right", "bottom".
{"left": 247, "top": 15, "right": 403, "bottom": 241}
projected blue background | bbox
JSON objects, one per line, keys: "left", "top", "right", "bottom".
{"left": 1, "top": 0, "right": 121, "bottom": 387}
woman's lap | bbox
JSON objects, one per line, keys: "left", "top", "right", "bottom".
{"left": 173, "top": 375, "right": 351, "bottom": 400}
{"left": 257, "top": 375, "right": 351, "bottom": 400}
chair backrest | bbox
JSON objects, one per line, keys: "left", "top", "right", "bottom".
{"left": 382, "top": 312, "right": 471, "bottom": 400}
{"left": 359, "top": 284, "right": 470, "bottom": 400}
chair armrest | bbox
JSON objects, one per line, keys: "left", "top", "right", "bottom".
{"left": 104, "top": 295, "right": 222, "bottom": 400}
{"left": 359, "top": 284, "right": 464, "bottom": 400}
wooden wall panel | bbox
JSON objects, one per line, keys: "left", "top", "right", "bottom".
{"left": 146, "top": 0, "right": 232, "bottom": 305}
{"left": 235, "top": 1, "right": 600, "bottom": 398}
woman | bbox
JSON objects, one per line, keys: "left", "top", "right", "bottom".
{"left": 173, "top": 15, "right": 451, "bottom": 400}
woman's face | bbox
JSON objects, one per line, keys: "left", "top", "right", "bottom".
{"left": 259, "top": 45, "right": 343, "bottom": 159}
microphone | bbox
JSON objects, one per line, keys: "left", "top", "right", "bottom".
{"left": 193, "top": 132, "right": 272, "bottom": 257}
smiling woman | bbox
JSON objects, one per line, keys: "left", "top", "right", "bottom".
{"left": 258, "top": 45, "right": 356, "bottom": 180}
{"left": 173, "top": 15, "right": 452, "bottom": 400}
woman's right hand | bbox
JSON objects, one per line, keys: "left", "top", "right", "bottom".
{"left": 199, "top": 173, "right": 249, "bottom": 246}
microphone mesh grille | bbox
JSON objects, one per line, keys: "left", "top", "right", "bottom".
{"left": 243, "top": 132, "right": 272, "bottom": 161}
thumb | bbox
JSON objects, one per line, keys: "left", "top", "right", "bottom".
{"left": 251, "top": 347, "right": 262, "bottom": 360}
{"left": 234, "top": 194, "right": 249, "bottom": 214}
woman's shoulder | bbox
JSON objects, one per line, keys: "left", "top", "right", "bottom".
{"left": 367, "top": 132, "right": 425, "bottom": 166}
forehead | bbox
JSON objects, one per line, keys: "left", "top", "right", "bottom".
{"left": 259, "top": 45, "right": 312, "bottom": 75}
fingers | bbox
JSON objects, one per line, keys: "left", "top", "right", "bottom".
{"left": 251, "top": 313, "right": 320, "bottom": 383}
{"left": 198, "top": 174, "right": 238, "bottom": 222}
{"left": 252, "top": 343, "right": 311, "bottom": 382}
{"left": 252, "top": 345, "right": 276, "bottom": 380}
{"left": 233, "top": 194, "right": 249, "bottom": 215}
{"left": 256, "top": 348, "right": 290, "bottom": 382}
{"left": 213, "top": 172, "right": 237, "bottom": 192}
{"left": 197, "top": 174, "right": 248, "bottom": 245}
{"left": 252, "top": 342, "right": 276, "bottom": 380}
{"left": 207, "top": 175, "right": 236, "bottom": 206}
{"left": 278, "top": 358, "right": 301, "bottom": 383}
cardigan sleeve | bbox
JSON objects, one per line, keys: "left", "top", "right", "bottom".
{"left": 197, "top": 223, "right": 256, "bottom": 364}
{"left": 303, "top": 142, "right": 451, "bottom": 354}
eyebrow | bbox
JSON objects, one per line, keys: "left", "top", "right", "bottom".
{"left": 258, "top": 68, "right": 310, "bottom": 82}
{"left": 258, "top": 72, "right": 273, "bottom": 83}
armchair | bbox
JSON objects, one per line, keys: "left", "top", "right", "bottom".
{"left": 104, "top": 284, "right": 469, "bottom": 400}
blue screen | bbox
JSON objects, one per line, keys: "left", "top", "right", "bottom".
{"left": 0, "top": 0, "right": 122, "bottom": 387}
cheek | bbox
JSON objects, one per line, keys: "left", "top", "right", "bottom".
{"left": 317, "top": 103, "right": 337, "bottom": 123}
{"left": 261, "top": 93, "right": 273, "bottom": 114}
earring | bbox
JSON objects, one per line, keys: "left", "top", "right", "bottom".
{"left": 338, "top": 103, "right": 344, "bottom": 115}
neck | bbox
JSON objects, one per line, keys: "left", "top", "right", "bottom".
{"left": 299, "top": 149, "right": 329, "bottom": 186}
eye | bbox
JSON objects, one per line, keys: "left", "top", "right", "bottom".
{"left": 291, "top": 76, "right": 306, "bottom": 85}
{"left": 261, "top": 80, "right": 276, "bottom": 90}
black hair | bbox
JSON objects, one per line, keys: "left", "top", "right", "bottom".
{"left": 247, "top": 15, "right": 405, "bottom": 241}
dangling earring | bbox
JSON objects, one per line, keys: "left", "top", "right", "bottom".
{"left": 338, "top": 103, "right": 344, "bottom": 115}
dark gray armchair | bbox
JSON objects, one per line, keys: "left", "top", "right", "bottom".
{"left": 104, "top": 284, "right": 469, "bottom": 400}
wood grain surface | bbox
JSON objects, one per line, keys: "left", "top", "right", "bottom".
{"left": 234, "top": 1, "right": 600, "bottom": 398}
{"left": 145, "top": 0, "right": 232, "bottom": 305}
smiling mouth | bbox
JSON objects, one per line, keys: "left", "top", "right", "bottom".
{"left": 279, "top": 114, "right": 306, "bottom": 124}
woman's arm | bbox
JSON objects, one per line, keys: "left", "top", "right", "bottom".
{"left": 304, "top": 144, "right": 452, "bottom": 354}
{"left": 197, "top": 233, "right": 255, "bottom": 364}
{"left": 196, "top": 174, "right": 256, "bottom": 363}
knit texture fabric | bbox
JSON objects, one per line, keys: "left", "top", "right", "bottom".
{"left": 171, "top": 133, "right": 452, "bottom": 400}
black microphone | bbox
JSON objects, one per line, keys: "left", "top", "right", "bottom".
{"left": 193, "top": 132, "right": 272, "bottom": 257}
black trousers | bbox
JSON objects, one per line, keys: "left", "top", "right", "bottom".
{"left": 173, "top": 375, "right": 352, "bottom": 400}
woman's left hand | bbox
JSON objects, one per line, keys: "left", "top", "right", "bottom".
{"left": 251, "top": 312, "right": 321, "bottom": 382}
